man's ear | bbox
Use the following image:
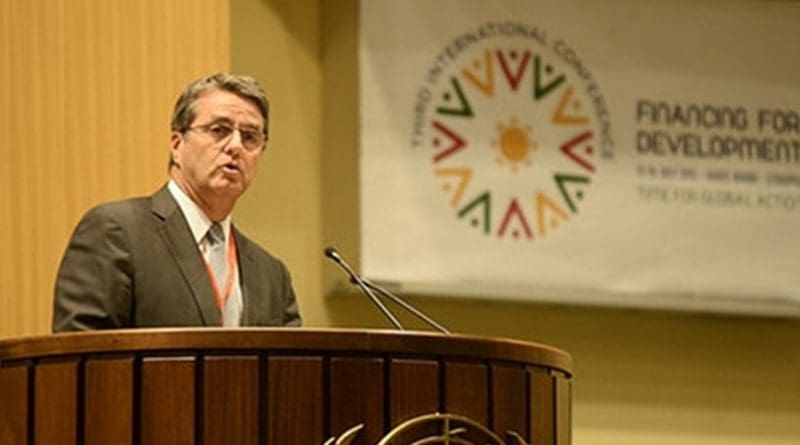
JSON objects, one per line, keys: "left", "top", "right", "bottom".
{"left": 170, "top": 132, "right": 183, "bottom": 165}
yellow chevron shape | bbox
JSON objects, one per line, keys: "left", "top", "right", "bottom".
{"left": 461, "top": 49, "right": 495, "bottom": 97}
{"left": 435, "top": 167, "right": 474, "bottom": 208}
{"left": 552, "top": 85, "right": 589, "bottom": 125}
{"left": 536, "top": 191, "right": 571, "bottom": 237}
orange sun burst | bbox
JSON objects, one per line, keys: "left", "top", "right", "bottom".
{"left": 491, "top": 117, "right": 536, "bottom": 173}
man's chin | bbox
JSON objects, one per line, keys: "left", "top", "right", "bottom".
{"left": 209, "top": 180, "right": 245, "bottom": 198}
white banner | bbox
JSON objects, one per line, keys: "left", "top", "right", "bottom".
{"left": 359, "top": 0, "right": 800, "bottom": 316}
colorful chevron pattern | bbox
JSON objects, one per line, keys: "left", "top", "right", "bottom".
{"left": 426, "top": 42, "right": 600, "bottom": 241}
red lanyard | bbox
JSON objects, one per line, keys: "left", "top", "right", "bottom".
{"left": 202, "top": 232, "right": 238, "bottom": 312}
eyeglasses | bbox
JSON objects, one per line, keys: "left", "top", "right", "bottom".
{"left": 184, "top": 122, "right": 266, "bottom": 151}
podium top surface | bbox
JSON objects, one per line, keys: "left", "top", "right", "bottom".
{"left": 0, "top": 328, "right": 572, "bottom": 375}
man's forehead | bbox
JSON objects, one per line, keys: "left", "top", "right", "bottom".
{"left": 193, "top": 90, "right": 264, "bottom": 123}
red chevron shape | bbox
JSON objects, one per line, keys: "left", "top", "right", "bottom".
{"left": 496, "top": 49, "right": 531, "bottom": 92}
{"left": 431, "top": 120, "right": 467, "bottom": 163}
{"left": 497, "top": 198, "right": 534, "bottom": 240}
{"left": 560, "top": 130, "right": 595, "bottom": 172}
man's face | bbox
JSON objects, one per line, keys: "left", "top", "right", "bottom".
{"left": 170, "top": 89, "right": 265, "bottom": 206}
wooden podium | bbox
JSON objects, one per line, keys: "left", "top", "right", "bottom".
{"left": 0, "top": 329, "right": 572, "bottom": 444}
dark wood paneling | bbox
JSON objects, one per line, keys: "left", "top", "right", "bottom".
{"left": 0, "top": 330, "right": 572, "bottom": 445}
{"left": 444, "top": 361, "right": 489, "bottom": 426}
{"left": 330, "top": 357, "right": 385, "bottom": 445}
{"left": 388, "top": 358, "right": 440, "bottom": 444}
{"left": 0, "top": 362, "right": 29, "bottom": 444}
{"left": 140, "top": 356, "right": 195, "bottom": 445}
{"left": 35, "top": 358, "right": 79, "bottom": 444}
{"left": 555, "top": 371, "right": 572, "bottom": 445}
{"left": 491, "top": 363, "right": 527, "bottom": 440}
{"left": 84, "top": 356, "right": 135, "bottom": 445}
{"left": 529, "top": 366, "right": 555, "bottom": 445}
{"left": 389, "top": 359, "right": 439, "bottom": 425}
{"left": 203, "top": 355, "right": 259, "bottom": 445}
{"left": 443, "top": 361, "right": 490, "bottom": 444}
{"left": 267, "top": 356, "right": 323, "bottom": 444}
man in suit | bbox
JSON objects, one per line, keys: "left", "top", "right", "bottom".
{"left": 53, "top": 73, "right": 301, "bottom": 331}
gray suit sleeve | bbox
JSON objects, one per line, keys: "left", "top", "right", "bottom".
{"left": 278, "top": 259, "right": 302, "bottom": 327}
{"left": 52, "top": 206, "right": 134, "bottom": 331}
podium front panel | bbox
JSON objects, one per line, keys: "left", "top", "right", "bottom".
{"left": 0, "top": 328, "right": 572, "bottom": 444}
{"left": 267, "top": 355, "right": 324, "bottom": 443}
{"left": 492, "top": 363, "right": 528, "bottom": 439}
{"left": 35, "top": 358, "right": 78, "bottom": 444}
{"left": 84, "top": 355, "right": 135, "bottom": 445}
{"left": 140, "top": 356, "right": 196, "bottom": 444}
{"left": 0, "top": 362, "right": 29, "bottom": 444}
{"left": 203, "top": 355, "right": 259, "bottom": 445}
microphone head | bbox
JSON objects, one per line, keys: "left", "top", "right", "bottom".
{"left": 324, "top": 246, "right": 341, "bottom": 262}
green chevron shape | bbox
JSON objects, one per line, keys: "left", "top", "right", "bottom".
{"left": 554, "top": 173, "right": 590, "bottom": 213}
{"left": 436, "top": 77, "right": 474, "bottom": 117}
{"left": 533, "top": 55, "right": 566, "bottom": 101}
{"left": 457, "top": 190, "right": 491, "bottom": 234}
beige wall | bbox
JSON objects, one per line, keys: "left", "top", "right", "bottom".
{"left": 1, "top": 0, "right": 798, "bottom": 444}
{"left": 231, "top": 1, "right": 800, "bottom": 445}
{"left": 229, "top": 0, "right": 327, "bottom": 324}
{"left": 0, "top": 0, "right": 229, "bottom": 337}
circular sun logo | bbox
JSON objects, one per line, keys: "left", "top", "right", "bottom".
{"left": 493, "top": 117, "right": 536, "bottom": 172}
{"left": 420, "top": 27, "right": 611, "bottom": 242}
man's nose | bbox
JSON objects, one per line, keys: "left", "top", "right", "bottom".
{"left": 223, "top": 129, "right": 245, "bottom": 154}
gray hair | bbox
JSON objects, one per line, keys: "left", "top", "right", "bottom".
{"left": 170, "top": 72, "right": 270, "bottom": 139}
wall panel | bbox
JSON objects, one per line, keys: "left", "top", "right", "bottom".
{"left": 0, "top": 0, "right": 230, "bottom": 338}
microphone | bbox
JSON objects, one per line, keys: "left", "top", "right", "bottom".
{"left": 325, "top": 247, "right": 404, "bottom": 329}
{"left": 324, "top": 247, "right": 449, "bottom": 334}
{"left": 359, "top": 277, "right": 450, "bottom": 334}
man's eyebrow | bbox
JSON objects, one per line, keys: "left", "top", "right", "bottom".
{"left": 205, "top": 115, "right": 234, "bottom": 123}
{"left": 196, "top": 116, "right": 232, "bottom": 127}
{"left": 206, "top": 115, "right": 261, "bottom": 130}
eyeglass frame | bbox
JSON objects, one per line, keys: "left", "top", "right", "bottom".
{"left": 182, "top": 120, "right": 267, "bottom": 152}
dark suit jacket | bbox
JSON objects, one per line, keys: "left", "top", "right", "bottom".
{"left": 53, "top": 186, "right": 301, "bottom": 331}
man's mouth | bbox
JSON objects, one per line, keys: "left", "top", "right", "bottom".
{"left": 221, "top": 162, "right": 239, "bottom": 173}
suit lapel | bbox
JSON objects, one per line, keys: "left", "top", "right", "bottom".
{"left": 152, "top": 187, "right": 221, "bottom": 326}
{"left": 234, "top": 227, "right": 260, "bottom": 326}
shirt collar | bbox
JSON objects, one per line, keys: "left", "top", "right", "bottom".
{"left": 167, "top": 180, "right": 231, "bottom": 244}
